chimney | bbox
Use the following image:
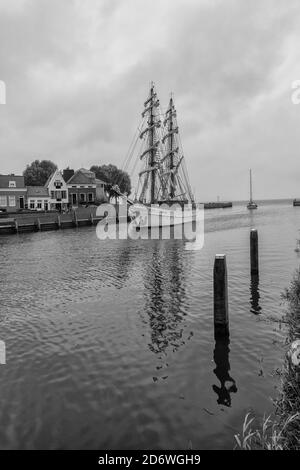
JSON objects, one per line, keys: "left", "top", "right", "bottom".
{"left": 63, "top": 168, "right": 74, "bottom": 183}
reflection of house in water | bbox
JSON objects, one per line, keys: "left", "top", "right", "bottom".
{"left": 250, "top": 274, "right": 261, "bottom": 315}
{"left": 212, "top": 336, "right": 237, "bottom": 407}
{"left": 141, "top": 241, "right": 188, "bottom": 356}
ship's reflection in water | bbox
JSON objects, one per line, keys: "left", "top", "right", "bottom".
{"left": 250, "top": 274, "right": 261, "bottom": 315}
{"left": 137, "top": 239, "right": 238, "bottom": 406}
{"left": 141, "top": 241, "right": 188, "bottom": 357}
{"left": 212, "top": 335, "right": 237, "bottom": 407}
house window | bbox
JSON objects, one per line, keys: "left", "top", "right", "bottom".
{"left": 51, "top": 191, "right": 55, "bottom": 199}
{"left": 80, "top": 193, "right": 86, "bottom": 203}
{"left": 88, "top": 193, "right": 94, "bottom": 202}
{"left": 37, "top": 200, "right": 42, "bottom": 209}
{"left": 54, "top": 180, "right": 62, "bottom": 189}
{"left": 9, "top": 181, "right": 16, "bottom": 188}
{"left": 0, "top": 196, "right": 7, "bottom": 207}
{"left": 30, "top": 201, "right": 35, "bottom": 209}
{"left": 9, "top": 196, "right": 16, "bottom": 207}
{"left": 61, "top": 190, "right": 66, "bottom": 199}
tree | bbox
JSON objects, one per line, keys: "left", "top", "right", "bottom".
{"left": 90, "top": 164, "right": 131, "bottom": 195}
{"left": 23, "top": 160, "right": 58, "bottom": 186}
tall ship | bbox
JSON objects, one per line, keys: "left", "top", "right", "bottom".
{"left": 247, "top": 168, "right": 258, "bottom": 210}
{"left": 123, "top": 83, "right": 197, "bottom": 228}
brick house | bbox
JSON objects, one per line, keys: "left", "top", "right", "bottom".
{"left": 0, "top": 174, "right": 27, "bottom": 212}
{"left": 67, "top": 168, "right": 107, "bottom": 206}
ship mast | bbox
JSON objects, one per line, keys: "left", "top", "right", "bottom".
{"left": 128, "top": 86, "right": 194, "bottom": 205}
{"left": 162, "top": 96, "right": 179, "bottom": 200}
{"left": 138, "top": 83, "right": 161, "bottom": 204}
{"left": 149, "top": 85, "right": 156, "bottom": 203}
{"left": 161, "top": 94, "right": 194, "bottom": 203}
{"left": 167, "top": 95, "right": 176, "bottom": 198}
{"left": 249, "top": 168, "right": 253, "bottom": 203}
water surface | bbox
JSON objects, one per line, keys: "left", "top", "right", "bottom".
{"left": 0, "top": 200, "right": 299, "bottom": 449}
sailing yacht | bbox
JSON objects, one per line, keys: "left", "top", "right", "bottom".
{"left": 126, "top": 83, "right": 198, "bottom": 228}
{"left": 247, "top": 169, "right": 258, "bottom": 210}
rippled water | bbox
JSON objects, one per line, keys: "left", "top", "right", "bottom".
{"left": 0, "top": 200, "right": 299, "bottom": 449}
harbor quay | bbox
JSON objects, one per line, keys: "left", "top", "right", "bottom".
{"left": 0, "top": 206, "right": 104, "bottom": 235}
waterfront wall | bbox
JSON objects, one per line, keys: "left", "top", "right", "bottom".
{"left": 0, "top": 207, "right": 103, "bottom": 235}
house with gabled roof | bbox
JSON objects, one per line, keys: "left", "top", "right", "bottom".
{"left": 67, "top": 168, "right": 107, "bottom": 206}
{"left": 26, "top": 170, "right": 68, "bottom": 212}
{"left": 46, "top": 170, "right": 69, "bottom": 211}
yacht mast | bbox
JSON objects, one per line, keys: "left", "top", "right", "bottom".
{"left": 249, "top": 168, "right": 253, "bottom": 203}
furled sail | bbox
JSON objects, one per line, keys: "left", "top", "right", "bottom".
{"left": 159, "top": 95, "right": 194, "bottom": 203}
{"left": 136, "top": 83, "right": 165, "bottom": 204}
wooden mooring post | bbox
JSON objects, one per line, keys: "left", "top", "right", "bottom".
{"left": 90, "top": 212, "right": 94, "bottom": 225}
{"left": 14, "top": 219, "right": 18, "bottom": 234}
{"left": 250, "top": 229, "right": 259, "bottom": 275}
{"left": 36, "top": 218, "right": 41, "bottom": 231}
{"left": 213, "top": 254, "right": 229, "bottom": 338}
{"left": 57, "top": 215, "right": 61, "bottom": 229}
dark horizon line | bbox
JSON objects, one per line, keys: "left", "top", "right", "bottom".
{"left": 198, "top": 197, "right": 296, "bottom": 204}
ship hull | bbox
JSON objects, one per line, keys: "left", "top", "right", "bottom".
{"left": 128, "top": 203, "right": 198, "bottom": 228}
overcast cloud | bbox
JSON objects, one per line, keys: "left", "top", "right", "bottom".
{"left": 0, "top": 0, "right": 300, "bottom": 200}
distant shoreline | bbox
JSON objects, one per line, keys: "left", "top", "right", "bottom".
{"left": 200, "top": 198, "right": 294, "bottom": 205}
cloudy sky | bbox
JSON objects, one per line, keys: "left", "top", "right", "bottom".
{"left": 0, "top": 0, "right": 300, "bottom": 200}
